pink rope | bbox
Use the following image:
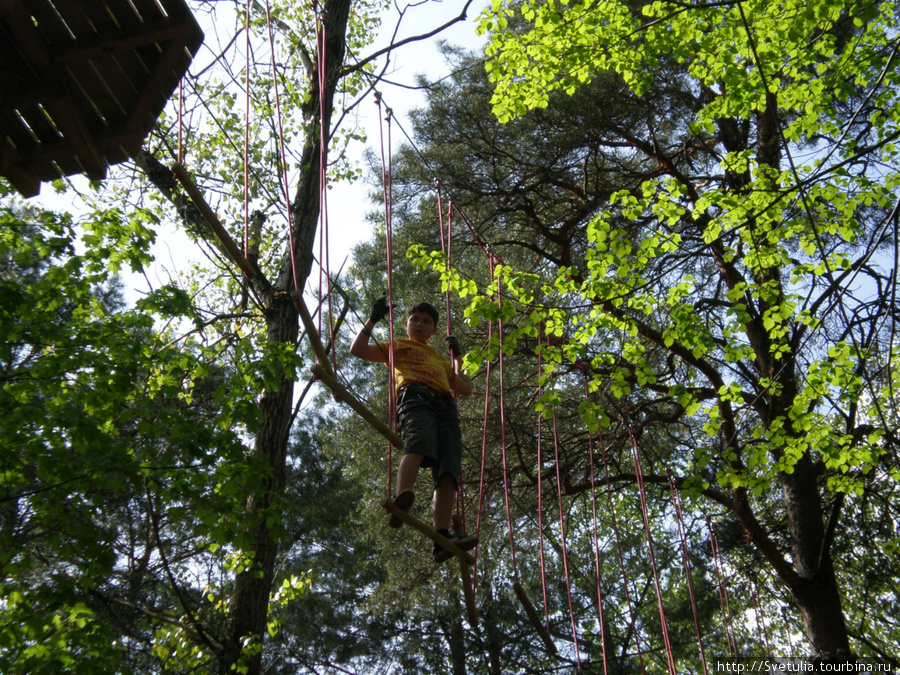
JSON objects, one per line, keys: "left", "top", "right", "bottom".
{"left": 449, "top": 202, "right": 491, "bottom": 259}
{"left": 473, "top": 316, "right": 493, "bottom": 588}
{"left": 376, "top": 93, "right": 397, "bottom": 499}
{"left": 668, "top": 472, "right": 708, "bottom": 674}
{"left": 496, "top": 271, "right": 519, "bottom": 581}
{"left": 549, "top": 384, "right": 581, "bottom": 670}
{"left": 243, "top": 1, "right": 250, "bottom": 256}
{"left": 537, "top": 324, "right": 551, "bottom": 637}
{"left": 749, "top": 571, "right": 771, "bottom": 653}
{"left": 598, "top": 432, "right": 647, "bottom": 673}
{"left": 314, "top": 10, "right": 337, "bottom": 374}
{"left": 626, "top": 426, "right": 677, "bottom": 675}
{"left": 177, "top": 80, "right": 183, "bottom": 164}
{"left": 583, "top": 377, "right": 609, "bottom": 674}
{"left": 709, "top": 520, "right": 738, "bottom": 657}
{"left": 263, "top": 0, "right": 299, "bottom": 291}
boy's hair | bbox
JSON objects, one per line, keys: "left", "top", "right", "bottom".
{"left": 407, "top": 302, "right": 439, "bottom": 325}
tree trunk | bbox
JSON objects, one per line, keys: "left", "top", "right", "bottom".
{"left": 220, "top": 296, "right": 298, "bottom": 672}
{"left": 218, "top": 1, "right": 352, "bottom": 672}
{"left": 779, "top": 453, "right": 851, "bottom": 658}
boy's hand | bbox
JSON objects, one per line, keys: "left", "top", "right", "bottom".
{"left": 369, "top": 294, "right": 394, "bottom": 323}
{"left": 446, "top": 335, "right": 464, "bottom": 358}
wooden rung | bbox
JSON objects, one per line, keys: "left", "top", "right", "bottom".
{"left": 290, "top": 290, "right": 333, "bottom": 373}
{"left": 379, "top": 497, "right": 476, "bottom": 565}
{"left": 313, "top": 364, "right": 403, "bottom": 448}
{"left": 170, "top": 162, "right": 255, "bottom": 279}
{"left": 513, "top": 581, "right": 558, "bottom": 655}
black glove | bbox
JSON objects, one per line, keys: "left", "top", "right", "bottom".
{"left": 446, "top": 335, "right": 464, "bottom": 358}
{"left": 369, "top": 294, "right": 393, "bottom": 323}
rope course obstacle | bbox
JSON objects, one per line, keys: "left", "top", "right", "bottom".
{"left": 365, "top": 98, "right": 806, "bottom": 669}
{"left": 2, "top": 0, "right": 802, "bottom": 664}
{"left": 0, "top": 0, "right": 203, "bottom": 197}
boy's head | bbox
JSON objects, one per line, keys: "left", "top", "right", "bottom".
{"left": 407, "top": 302, "right": 439, "bottom": 325}
{"left": 404, "top": 302, "right": 439, "bottom": 343}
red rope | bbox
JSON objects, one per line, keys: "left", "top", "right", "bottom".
{"left": 449, "top": 202, "right": 491, "bottom": 259}
{"left": 439, "top": 197, "right": 468, "bottom": 535}
{"left": 263, "top": 0, "right": 299, "bottom": 292}
{"left": 548, "top": 377, "right": 581, "bottom": 670}
{"left": 668, "top": 472, "right": 709, "bottom": 675}
{"left": 583, "top": 376, "right": 609, "bottom": 674}
{"left": 376, "top": 93, "right": 397, "bottom": 499}
{"left": 243, "top": 1, "right": 250, "bottom": 256}
{"left": 496, "top": 271, "right": 519, "bottom": 581}
{"left": 781, "top": 606, "right": 797, "bottom": 658}
{"left": 598, "top": 430, "right": 647, "bottom": 673}
{"left": 473, "top": 314, "right": 493, "bottom": 588}
{"left": 314, "top": 9, "right": 337, "bottom": 374}
{"left": 749, "top": 570, "right": 771, "bottom": 653}
{"left": 626, "top": 425, "right": 677, "bottom": 675}
{"left": 536, "top": 324, "right": 552, "bottom": 638}
{"left": 709, "top": 519, "right": 738, "bottom": 657}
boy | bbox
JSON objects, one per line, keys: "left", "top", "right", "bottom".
{"left": 350, "top": 296, "right": 478, "bottom": 563}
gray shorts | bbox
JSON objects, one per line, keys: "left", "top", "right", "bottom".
{"left": 398, "top": 384, "right": 461, "bottom": 489}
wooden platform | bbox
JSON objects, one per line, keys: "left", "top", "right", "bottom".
{"left": 0, "top": 0, "right": 203, "bottom": 197}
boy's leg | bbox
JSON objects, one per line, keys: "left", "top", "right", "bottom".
{"left": 432, "top": 473, "right": 457, "bottom": 532}
{"left": 389, "top": 453, "right": 424, "bottom": 528}
{"left": 396, "top": 452, "right": 424, "bottom": 494}
{"left": 432, "top": 472, "right": 478, "bottom": 563}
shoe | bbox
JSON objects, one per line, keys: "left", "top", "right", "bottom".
{"left": 433, "top": 533, "right": 479, "bottom": 564}
{"left": 389, "top": 489, "right": 414, "bottom": 528}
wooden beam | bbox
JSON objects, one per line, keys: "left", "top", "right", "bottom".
{"left": 53, "top": 21, "right": 196, "bottom": 64}
{"left": 129, "top": 35, "right": 197, "bottom": 139}
{"left": 44, "top": 98, "right": 108, "bottom": 180}
{"left": 379, "top": 497, "right": 476, "bottom": 565}
{"left": 171, "top": 162, "right": 256, "bottom": 279}
{"left": 1, "top": 140, "right": 41, "bottom": 197}
{"left": 311, "top": 363, "right": 403, "bottom": 448}
{"left": 291, "top": 291, "right": 333, "bottom": 375}
{"left": 513, "top": 581, "right": 558, "bottom": 655}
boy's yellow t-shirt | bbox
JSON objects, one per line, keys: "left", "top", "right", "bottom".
{"left": 376, "top": 339, "right": 453, "bottom": 396}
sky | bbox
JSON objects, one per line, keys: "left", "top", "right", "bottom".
{"left": 16, "top": 0, "right": 490, "bottom": 421}
{"left": 322, "top": 0, "right": 488, "bottom": 275}
{"left": 20, "top": 0, "right": 488, "bottom": 300}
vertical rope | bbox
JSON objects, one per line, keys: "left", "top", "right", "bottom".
{"left": 536, "top": 324, "right": 552, "bottom": 638}
{"left": 549, "top": 392, "right": 581, "bottom": 670}
{"left": 748, "top": 570, "right": 772, "bottom": 653}
{"left": 314, "top": 8, "right": 337, "bottom": 374}
{"left": 473, "top": 316, "right": 492, "bottom": 588}
{"left": 243, "top": 0, "right": 251, "bottom": 256}
{"left": 668, "top": 472, "right": 708, "bottom": 675}
{"left": 626, "top": 426, "right": 677, "bottom": 675}
{"left": 496, "top": 269, "right": 519, "bottom": 581}
{"left": 709, "top": 519, "right": 738, "bottom": 657}
{"left": 781, "top": 606, "right": 796, "bottom": 658}
{"left": 598, "top": 434, "right": 647, "bottom": 673}
{"left": 584, "top": 376, "right": 609, "bottom": 675}
{"left": 263, "top": 0, "right": 299, "bottom": 291}
{"left": 376, "top": 93, "right": 397, "bottom": 499}
{"left": 177, "top": 80, "right": 183, "bottom": 165}
{"left": 440, "top": 196, "right": 467, "bottom": 533}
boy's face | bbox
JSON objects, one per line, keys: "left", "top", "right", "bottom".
{"left": 405, "top": 312, "right": 438, "bottom": 343}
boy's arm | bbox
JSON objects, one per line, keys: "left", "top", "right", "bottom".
{"left": 349, "top": 319, "right": 388, "bottom": 363}
{"left": 451, "top": 356, "right": 474, "bottom": 396}
{"left": 350, "top": 295, "right": 393, "bottom": 363}
{"left": 446, "top": 335, "right": 474, "bottom": 396}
